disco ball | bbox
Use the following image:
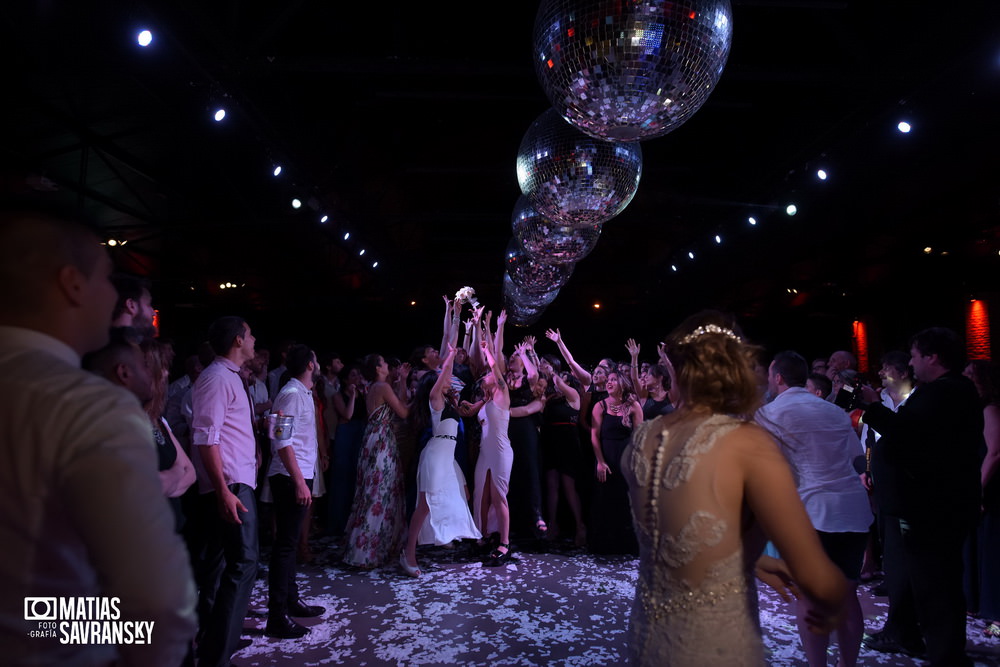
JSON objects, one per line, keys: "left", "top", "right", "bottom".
{"left": 506, "top": 238, "right": 574, "bottom": 294}
{"left": 516, "top": 109, "right": 642, "bottom": 226}
{"left": 512, "top": 195, "right": 601, "bottom": 265}
{"left": 503, "top": 271, "right": 560, "bottom": 310}
{"left": 534, "top": 0, "right": 733, "bottom": 142}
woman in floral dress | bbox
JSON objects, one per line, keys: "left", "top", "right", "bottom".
{"left": 342, "top": 353, "right": 411, "bottom": 568}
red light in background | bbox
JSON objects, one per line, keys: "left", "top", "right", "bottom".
{"left": 152, "top": 309, "right": 160, "bottom": 336}
{"left": 547, "top": 59, "right": 554, "bottom": 68}
{"left": 689, "top": 11, "right": 697, "bottom": 19}
{"left": 567, "top": 27, "right": 575, "bottom": 37}
{"left": 966, "top": 299, "right": 991, "bottom": 360}
{"left": 852, "top": 319, "right": 869, "bottom": 374}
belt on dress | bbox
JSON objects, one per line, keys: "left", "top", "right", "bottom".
{"left": 433, "top": 434, "right": 457, "bottom": 441}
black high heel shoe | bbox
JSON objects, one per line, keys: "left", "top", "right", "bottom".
{"left": 484, "top": 543, "right": 514, "bottom": 567}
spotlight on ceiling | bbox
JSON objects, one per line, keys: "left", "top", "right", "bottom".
{"left": 897, "top": 121, "right": 912, "bottom": 133}
{"left": 923, "top": 246, "right": 933, "bottom": 254}
{"left": 714, "top": 235, "right": 722, "bottom": 244}
{"left": 359, "top": 249, "right": 365, "bottom": 256}
{"left": 291, "top": 198, "right": 302, "bottom": 209}
{"left": 816, "top": 169, "right": 828, "bottom": 180}
{"left": 343, "top": 232, "right": 350, "bottom": 240}
{"left": 213, "top": 108, "right": 226, "bottom": 122}
{"left": 748, "top": 216, "right": 757, "bottom": 226}
{"left": 688, "top": 251, "right": 695, "bottom": 260}
{"left": 137, "top": 29, "right": 153, "bottom": 47}
{"left": 272, "top": 166, "right": 282, "bottom": 177}
{"left": 320, "top": 215, "right": 328, "bottom": 223}
{"left": 671, "top": 264, "right": 678, "bottom": 272}
{"left": 372, "top": 261, "right": 379, "bottom": 268}
{"left": 785, "top": 204, "right": 797, "bottom": 216}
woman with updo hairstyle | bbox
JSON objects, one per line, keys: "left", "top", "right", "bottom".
{"left": 622, "top": 311, "right": 847, "bottom": 666}
{"left": 342, "top": 352, "right": 411, "bottom": 568}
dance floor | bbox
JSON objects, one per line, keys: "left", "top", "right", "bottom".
{"left": 232, "top": 537, "right": 1000, "bottom": 666}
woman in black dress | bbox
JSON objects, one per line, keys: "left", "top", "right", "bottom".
{"left": 589, "top": 370, "right": 643, "bottom": 554}
{"left": 540, "top": 366, "right": 587, "bottom": 546}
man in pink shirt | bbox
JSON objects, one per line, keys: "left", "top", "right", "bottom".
{"left": 191, "top": 315, "right": 258, "bottom": 667}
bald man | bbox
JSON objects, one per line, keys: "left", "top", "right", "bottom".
{"left": 0, "top": 203, "right": 196, "bottom": 667}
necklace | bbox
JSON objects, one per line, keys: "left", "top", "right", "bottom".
{"left": 607, "top": 399, "right": 629, "bottom": 416}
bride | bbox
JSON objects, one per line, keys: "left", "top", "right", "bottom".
{"left": 623, "top": 311, "right": 846, "bottom": 665}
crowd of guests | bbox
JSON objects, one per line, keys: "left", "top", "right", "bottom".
{"left": 3, "top": 202, "right": 998, "bottom": 667}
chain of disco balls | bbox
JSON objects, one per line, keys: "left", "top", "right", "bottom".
{"left": 502, "top": 0, "right": 733, "bottom": 326}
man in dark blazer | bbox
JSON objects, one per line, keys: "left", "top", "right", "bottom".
{"left": 860, "top": 327, "right": 983, "bottom": 667}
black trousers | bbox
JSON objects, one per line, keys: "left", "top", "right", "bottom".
{"left": 197, "top": 483, "right": 259, "bottom": 667}
{"left": 268, "top": 474, "right": 311, "bottom": 616}
{"left": 882, "top": 513, "right": 973, "bottom": 667}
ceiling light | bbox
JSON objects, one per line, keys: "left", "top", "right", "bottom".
{"left": 897, "top": 121, "right": 912, "bottom": 133}
{"left": 688, "top": 251, "right": 695, "bottom": 260}
{"left": 343, "top": 232, "right": 350, "bottom": 240}
{"left": 359, "top": 249, "right": 365, "bottom": 256}
{"left": 291, "top": 198, "right": 302, "bottom": 209}
{"left": 748, "top": 216, "right": 757, "bottom": 226}
{"left": 593, "top": 302, "right": 601, "bottom": 309}
{"left": 816, "top": 169, "right": 828, "bottom": 180}
{"left": 671, "top": 264, "right": 678, "bottom": 272}
{"left": 785, "top": 204, "right": 797, "bottom": 216}
{"left": 219, "top": 283, "right": 225, "bottom": 289}
{"left": 136, "top": 30, "right": 153, "bottom": 47}
{"left": 923, "top": 247, "right": 933, "bottom": 254}
{"left": 213, "top": 108, "right": 226, "bottom": 122}
{"left": 372, "top": 261, "right": 379, "bottom": 268}
{"left": 320, "top": 215, "right": 328, "bottom": 223}
{"left": 410, "top": 301, "right": 417, "bottom": 306}
{"left": 272, "top": 166, "right": 282, "bottom": 177}
{"left": 107, "top": 239, "right": 118, "bottom": 247}
{"left": 714, "top": 235, "right": 722, "bottom": 244}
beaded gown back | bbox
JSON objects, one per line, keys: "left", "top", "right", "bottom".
{"left": 623, "top": 413, "right": 766, "bottom": 666}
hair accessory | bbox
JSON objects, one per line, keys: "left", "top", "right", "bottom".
{"left": 679, "top": 324, "right": 742, "bottom": 345}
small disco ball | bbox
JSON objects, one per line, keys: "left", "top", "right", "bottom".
{"left": 512, "top": 195, "right": 602, "bottom": 265}
{"left": 506, "top": 237, "right": 574, "bottom": 294}
{"left": 503, "top": 271, "right": 560, "bottom": 310}
{"left": 534, "top": 0, "right": 733, "bottom": 142}
{"left": 516, "top": 109, "right": 642, "bottom": 226}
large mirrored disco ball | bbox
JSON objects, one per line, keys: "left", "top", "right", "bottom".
{"left": 516, "top": 109, "right": 642, "bottom": 226}
{"left": 512, "top": 195, "right": 602, "bottom": 265}
{"left": 534, "top": 0, "right": 733, "bottom": 142}
{"left": 506, "top": 238, "right": 574, "bottom": 294}
{"left": 503, "top": 271, "right": 560, "bottom": 309}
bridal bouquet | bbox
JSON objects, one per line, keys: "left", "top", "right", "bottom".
{"left": 454, "top": 286, "right": 479, "bottom": 309}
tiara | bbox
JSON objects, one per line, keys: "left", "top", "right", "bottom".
{"left": 678, "top": 324, "right": 742, "bottom": 345}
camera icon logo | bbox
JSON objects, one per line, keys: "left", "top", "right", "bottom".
{"left": 24, "top": 598, "right": 57, "bottom": 621}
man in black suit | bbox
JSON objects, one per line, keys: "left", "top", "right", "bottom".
{"left": 860, "top": 327, "right": 983, "bottom": 667}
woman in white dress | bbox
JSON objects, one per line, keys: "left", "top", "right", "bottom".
{"left": 401, "top": 344, "right": 481, "bottom": 576}
{"left": 622, "top": 311, "right": 848, "bottom": 666}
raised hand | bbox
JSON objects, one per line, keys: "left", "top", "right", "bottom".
{"left": 497, "top": 309, "right": 507, "bottom": 326}
{"left": 626, "top": 338, "right": 640, "bottom": 358}
{"left": 524, "top": 335, "right": 537, "bottom": 349}
{"left": 545, "top": 328, "right": 561, "bottom": 343}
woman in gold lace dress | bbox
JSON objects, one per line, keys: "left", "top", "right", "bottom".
{"left": 623, "top": 312, "right": 847, "bottom": 666}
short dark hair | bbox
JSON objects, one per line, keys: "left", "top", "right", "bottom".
{"left": 881, "top": 350, "right": 914, "bottom": 382}
{"left": 285, "top": 344, "right": 314, "bottom": 379}
{"left": 806, "top": 372, "right": 832, "bottom": 398}
{"left": 207, "top": 316, "right": 247, "bottom": 356}
{"left": 910, "top": 327, "right": 964, "bottom": 372}
{"left": 772, "top": 351, "right": 808, "bottom": 388}
{"left": 111, "top": 274, "right": 151, "bottom": 320}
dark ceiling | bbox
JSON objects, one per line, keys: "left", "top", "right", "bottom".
{"left": 3, "top": 1, "right": 1000, "bottom": 362}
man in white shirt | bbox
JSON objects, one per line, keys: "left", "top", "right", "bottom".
{"left": 266, "top": 344, "right": 325, "bottom": 638}
{"left": 756, "top": 350, "right": 872, "bottom": 667}
{"left": 0, "top": 203, "right": 196, "bottom": 667}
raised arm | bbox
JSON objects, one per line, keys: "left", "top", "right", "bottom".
{"left": 546, "top": 328, "right": 592, "bottom": 388}
{"left": 519, "top": 336, "right": 540, "bottom": 388}
{"left": 626, "top": 338, "right": 647, "bottom": 400}
{"left": 494, "top": 309, "right": 508, "bottom": 376}
{"left": 481, "top": 323, "right": 510, "bottom": 410}
{"left": 430, "top": 344, "right": 457, "bottom": 411}
{"left": 439, "top": 295, "right": 454, "bottom": 355}
{"left": 552, "top": 373, "right": 580, "bottom": 410}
